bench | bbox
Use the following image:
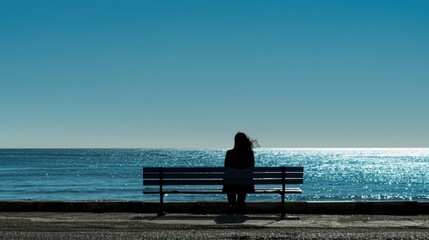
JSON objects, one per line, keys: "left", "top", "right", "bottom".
{"left": 143, "top": 166, "right": 304, "bottom": 217}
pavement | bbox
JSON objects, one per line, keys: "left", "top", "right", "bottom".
{"left": 1, "top": 212, "right": 429, "bottom": 239}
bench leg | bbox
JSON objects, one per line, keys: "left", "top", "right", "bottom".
{"left": 281, "top": 193, "right": 285, "bottom": 218}
{"left": 157, "top": 193, "right": 165, "bottom": 217}
{"left": 281, "top": 166, "right": 286, "bottom": 218}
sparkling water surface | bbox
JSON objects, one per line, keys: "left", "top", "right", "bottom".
{"left": 0, "top": 148, "right": 428, "bottom": 202}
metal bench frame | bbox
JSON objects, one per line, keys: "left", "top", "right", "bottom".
{"left": 143, "top": 166, "right": 304, "bottom": 217}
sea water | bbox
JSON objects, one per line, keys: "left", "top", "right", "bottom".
{"left": 0, "top": 148, "right": 428, "bottom": 202}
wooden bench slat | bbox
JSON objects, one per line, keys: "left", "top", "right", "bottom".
{"left": 144, "top": 167, "right": 224, "bottom": 173}
{"left": 143, "top": 188, "right": 302, "bottom": 194}
{"left": 143, "top": 172, "right": 303, "bottom": 179}
{"left": 254, "top": 167, "right": 303, "bottom": 172}
{"left": 143, "top": 166, "right": 303, "bottom": 173}
{"left": 144, "top": 178, "right": 303, "bottom": 186}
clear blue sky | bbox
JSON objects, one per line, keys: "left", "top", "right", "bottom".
{"left": 1, "top": 0, "right": 428, "bottom": 148}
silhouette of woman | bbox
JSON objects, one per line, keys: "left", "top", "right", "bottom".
{"left": 223, "top": 132, "right": 258, "bottom": 213}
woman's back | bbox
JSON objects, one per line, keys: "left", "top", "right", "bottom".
{"left": 224, "top": 149, "right": 254, "bottom": 170}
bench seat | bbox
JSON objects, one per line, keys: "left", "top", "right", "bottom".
{"left": 144, "top": 188, "right": 303, "bottom": 194}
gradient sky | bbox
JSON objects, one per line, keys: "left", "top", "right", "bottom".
{"left": 1, "top": 0, "right": 428, "bottom": 148}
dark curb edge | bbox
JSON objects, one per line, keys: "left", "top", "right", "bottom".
{"left": 0, "top": 201, "right": 428, "bottom": 215}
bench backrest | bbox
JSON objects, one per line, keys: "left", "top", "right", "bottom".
{"left": 143, "top": 167, "right": 304, "bottom": 186}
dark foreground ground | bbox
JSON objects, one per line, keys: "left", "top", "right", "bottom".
{"left": 1, "top": 212, "right": 429, "bottom": 240}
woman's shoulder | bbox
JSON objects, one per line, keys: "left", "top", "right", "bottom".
{"left": 225, "top": 149, "right": 234, "bottom": 157}
{"left": 228, "top": 149, "right": 253, "bottom": 154}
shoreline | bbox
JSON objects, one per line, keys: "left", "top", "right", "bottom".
{"left": 1, "top": 201, "right": 428, "bottom": 215}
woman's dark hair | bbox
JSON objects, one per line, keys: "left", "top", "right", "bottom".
{"left": 234, "top": 132, "right": 259, "bottom": 150}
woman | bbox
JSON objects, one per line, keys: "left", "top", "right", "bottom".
{"left": 223, "top": 132, "right": 258, "bottom": 213}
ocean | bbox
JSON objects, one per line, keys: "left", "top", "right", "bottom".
{"left": 0, "top": 148, "right": 428, "bottom": 202}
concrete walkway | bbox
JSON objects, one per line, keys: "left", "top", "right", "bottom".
{"left": 2, "top": 212, "right": 429, "bottom": 228}
{"left": 1, "top": 212, "right": 429, "bottom": 239}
